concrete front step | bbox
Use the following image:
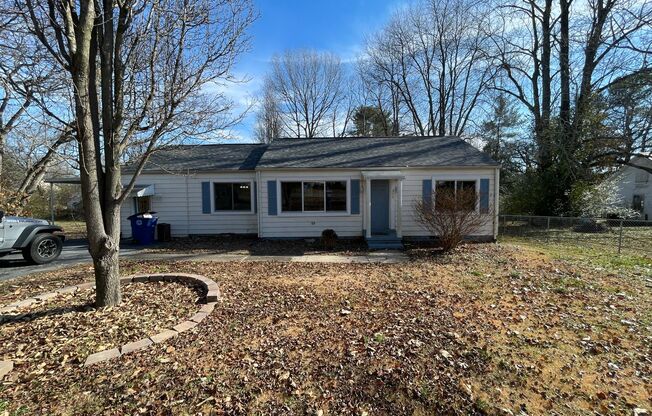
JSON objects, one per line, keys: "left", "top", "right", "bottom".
{"left": 366, "top": 238, "right": 404, "bottom": 250}
{"left": 368, "top": 244, "right": 404, "bottom": 250}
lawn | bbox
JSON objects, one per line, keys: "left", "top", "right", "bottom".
{"left": 0, "top": 242, "right": 650, "bottom": 415}
{"left": 53, "top": 220, "right": 87, "bottom": 239}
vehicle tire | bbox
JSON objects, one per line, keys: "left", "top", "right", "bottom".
{"left": 22, "top": 233, "right": 63, "bottom": 264}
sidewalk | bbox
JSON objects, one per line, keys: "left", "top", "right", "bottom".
{"left": 135, "top": 251, "right": 407, "bottom": 264}
{"left": 0, "top": 246, "right": 408, "bottom": 282}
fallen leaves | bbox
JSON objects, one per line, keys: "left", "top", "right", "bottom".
{"left": 0, "top": 243, "right": 650, "bottom": 415}
{"left": 0, "top": 280, "right": 198, "bottom": 390}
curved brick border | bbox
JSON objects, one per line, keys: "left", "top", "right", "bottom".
{"left": 0, "top": 273, "right": 220, "bottom": 372}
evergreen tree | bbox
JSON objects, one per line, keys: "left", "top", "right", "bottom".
{"left": 350, "top": 106, "right": 392, "bottom": 137}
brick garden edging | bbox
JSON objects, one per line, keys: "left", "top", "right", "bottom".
{"left": 0, "top": 273, "right": 220, "bottom": 373}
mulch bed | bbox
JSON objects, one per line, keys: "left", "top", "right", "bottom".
{"left": 0, "top": 244, "right": 650, "bottom": 415}
{"left": 142, "top": 235, "right": 370, "bottom": 256}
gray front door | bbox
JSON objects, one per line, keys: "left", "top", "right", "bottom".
{"left": 370, "top": 180, "right": 390, "bottom": 235}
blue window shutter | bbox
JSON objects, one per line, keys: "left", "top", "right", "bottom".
{"left": 267, "top": 180, "right": 277, "bottom": 216}
{"left": 350, "top": 179, "right": 360, "bottom": 215}
{"left": 480, "top": 178, "right": 490, "bottom": 213}
{"left": 201, "top": 182, "right": 211, "bottom": 213}
{"left": 422, "top": 179, "right": 432, "bottom": 206}
{"left": 253, "top": 182, "right": 257, "bottom": 213}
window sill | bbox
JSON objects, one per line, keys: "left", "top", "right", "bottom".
{"left": 211, "top": 211, "right": 256, "bottom": 215}
{"left": 276, "top": 211, "right": 353, "bottom": 217}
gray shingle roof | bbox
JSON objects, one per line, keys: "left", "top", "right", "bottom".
{"left": 256, "top": 136, "right": 499, "bottom": 169}
{"left": 125, "top": 144, "right": 267, "bottom": 173}
{"left": 123, "top": 136, "right": 498, "bottom": 173}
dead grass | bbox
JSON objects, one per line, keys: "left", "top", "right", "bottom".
{"left": 0, "top": 243, "right": 650, "bottom": 415}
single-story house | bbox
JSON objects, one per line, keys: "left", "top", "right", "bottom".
{"left": 614, "top": 156, "right": 651, "bottom": 220}
{"left": 121, "top": 136, "right": 500, "bottom": 247}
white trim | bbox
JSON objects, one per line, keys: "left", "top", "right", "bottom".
{"left": 256, "top": 171, "right": 262, "bottom": 237}
{"left": 276, "top": 178, "right": 351, "bottom": 216}
{"left": 364, "top": 178, "right": 371, "bottom": 238}
{"left": 361, "top": 170, "right": 405, "bottom": 179}
{"left": 210, "top": 180, "right": 255, "bottom": 214}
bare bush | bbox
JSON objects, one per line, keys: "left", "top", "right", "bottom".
{"left": 414, "top": 187, "right": 492, "bottom": 252}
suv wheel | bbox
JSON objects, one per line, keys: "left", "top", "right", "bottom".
{"left": 23, "top": 233, "right": 63, "bottom": 264}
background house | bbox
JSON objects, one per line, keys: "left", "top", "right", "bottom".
{"left": 614, "top": 157, "right": 652, "bottom": 220}
{"left": 120, "top": 136, "right": 500, "bottom": 245}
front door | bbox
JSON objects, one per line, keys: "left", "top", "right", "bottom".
{"left": 370, "top": 180, "right": 390, "bottom": 235}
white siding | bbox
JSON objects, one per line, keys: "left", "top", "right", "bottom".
{"left": 120, "top": 172, "right": 258, "bottom": 238}
{"left": 121, "top": 167, "right": 499, "bottom": 239}
{"left": 259, "top": 167, "right": 498, "bottom": 239}
{"left": 259, "top": 170, "right": 363, "bottom": 238}
{"left": 400, "top": 168, "right": 498, "bottom": 237}
{"left": 614, "top": 160, "right": 652, "bottom": 220}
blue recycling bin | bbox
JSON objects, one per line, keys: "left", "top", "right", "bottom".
{"left": 127, "top": 212, "right": 158, "bottom": 245}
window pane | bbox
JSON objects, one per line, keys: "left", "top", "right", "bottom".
{"left": 303, "top": 182, "right": 325, "bottom": 211}
{"left": 457, "top": 181, "right": 476, "bottom": 211}
{"left": 214, "top": 183, "right": 233, "bottom": 211}
{"left": 435, "top": 181, "right": 455, "bottom": 210}
{"left": 281, "top": 182, "right": 302, "bottom": 211}
{"left": 136, "top": 197, "right": 151, "bottom": 213}
{"left": 326, "top": 181, "right": 347, "bottom": 211}
{"left": 233, "top": 182, "right": 251, "bottom": 211}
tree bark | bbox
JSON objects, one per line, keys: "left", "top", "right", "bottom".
{"left": 559, "top": 0, "right": 571, "bottom": 126}
{"left": 69, "top": 0, "right": 121, "bottom": 307}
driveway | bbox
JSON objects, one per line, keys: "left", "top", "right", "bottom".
{"left": 0, "top": 239, "right": 147, "bottom": 282}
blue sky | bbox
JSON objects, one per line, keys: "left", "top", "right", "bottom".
{"left": 223, "top": 0, "right": 402, "bottom": 141}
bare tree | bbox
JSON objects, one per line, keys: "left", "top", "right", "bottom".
{"left": 414, "top": 186, "right": 492, "bottom": 252}
{"left": 20, "top": 0, "right": 255, "bottom": 306}
{"left": 0, "top": 3, "right": 75, "bottom": 209}
{"left": 492, "top": 0, "right": 652, "bottom": 182}
{"left": 355, "top": 57, "right": 402, "bottom": 136}
{"left": 267, "top": 50, "right": 348, "bottom": 138}
{"left": 361, "top": 0, "right": 496, "bottom": 137}
{"left": 254, "top": 77, "right": 282, "bottom": 143}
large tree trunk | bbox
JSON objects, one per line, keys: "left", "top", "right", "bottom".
{"left": 70, "top": 0, "right": 121, "bottom": 307}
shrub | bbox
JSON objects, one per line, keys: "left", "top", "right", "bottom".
{"left": 320, "top": 229, "right": 338, "bottom": 250}
{"left": 414, "top": 186, "right": 492, "bottom": 252}
{"left": 572, "top": 219, "right": 609, "bottom": 233}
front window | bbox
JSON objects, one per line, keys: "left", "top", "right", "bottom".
{"left": 214, "top": 182, "right": 251, "bottom": 211}
{"left": 281, "top": 180, "right": 348, "bottom": 213}
{"left": 435, "top": 180, "right": 477, "bottom": 211}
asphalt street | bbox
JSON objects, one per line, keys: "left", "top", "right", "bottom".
{"left": 0, "top": 239, "right": 146, "bottom": 282}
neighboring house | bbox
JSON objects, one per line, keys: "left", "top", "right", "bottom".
{"left": 120, "top": 136, "right": 500, "bottom": 246}
{"left": 614, "top": 156, "right": 652, "bottom": 220}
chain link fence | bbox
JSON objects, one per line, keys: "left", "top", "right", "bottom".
{"left": 499, "top": 215, "right": 652, "bottom": 258}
